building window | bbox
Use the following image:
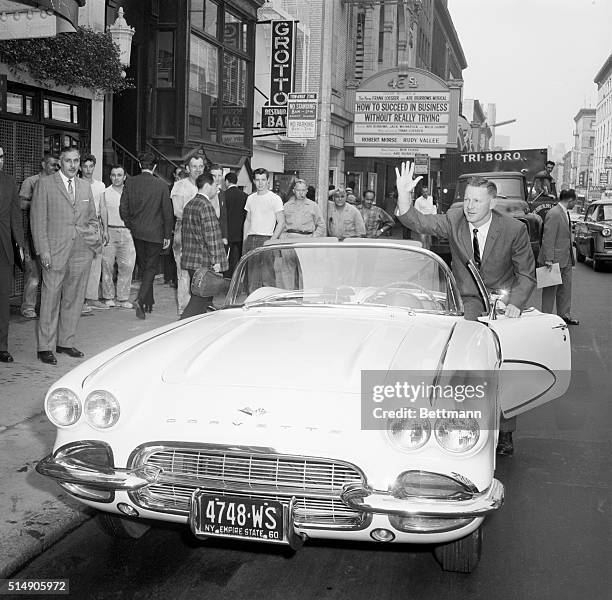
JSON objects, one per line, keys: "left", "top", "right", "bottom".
{"left": 157, "top": 31, "right": 175, "bottom": 87}
{"left": 189, "top": 34, "right": 219, "bottom": 141}
{"left": 42, "top": 100, "right": 79, "bottom": 124}
{"left": 221, "top": 52, "right": 247, "bottom": 147}
{"left": 191, "top": 0, "right": 219, "bottom": 39}
{"left": 224, "top": 10, "right": 247, "bottom": 51}
{"left": 6, "top": 92, "right": 33, "bottom": 116}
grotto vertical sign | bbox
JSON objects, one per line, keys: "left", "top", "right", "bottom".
{"left": 261, "top": 20, "right": 296, "bottom": 130}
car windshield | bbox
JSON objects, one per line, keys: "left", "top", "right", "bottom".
{"left": 456, "top": 177, "right": 523, "bottom": 201}
{"left": 225, "top": 242, "right": 461, "bottom": 314}
{"left": 601, "top": 205, "right": 612, "bottom": 221}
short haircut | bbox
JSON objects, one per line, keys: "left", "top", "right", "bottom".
{"left": 60, "top": 146, "right": 79, "bottom": 158}
{"left": 293, "top": 178, "right": 307, "bottom": 188}
{"left": 466, "top": 175, "right": 497, "bottom": 198}
{"left": 559, "top": 189, "right": 576, "bottom": 201}
{"left": 82, "top": 153, "right": 96, "bottom": 165}
{"left": 42, "top": 153, "right": 58, "bottom": 163}
{"left": 110, "top": 164, "right": 125, "bottom": 174}
{"left": 225, "top": 171, "right": 237, "bottom": 184}
{"left": 253, "top": 167, "right": 269, "bottom": 179}
{"left": 546, "top": 160, "right": 556, "bottom": 168}
{"left": 363, "top": 189, "right": 375, "bottom": 197}
{"left": 209, "top": 163, "right": 222, "bottom": 173}
{"left": 138, "top": 152, "right": 157, "bottom": 170}
{"left": 196, "top": 171, "right": 214, "bottom": 189}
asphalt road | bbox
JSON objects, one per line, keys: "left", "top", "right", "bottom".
{"left": 8, "top": 261, "right": 612, "bottom": 600}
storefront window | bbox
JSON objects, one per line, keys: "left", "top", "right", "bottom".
{"left": 224, "top": 11, "right": 247, "bottom": 51}
{"left": 189, "top": 34, "right": 219, "bottom": 141}
{"left": 191, "top": 0, "right": 218, "bottom": 39}
{"left": 157, "top": 31, "right": 175, "bottom": 87}
{"left": 221, "top": 52, "right": 247, "bottom": 147}
{"left": 6, "top": 92, "right": 34, "bottom": 116}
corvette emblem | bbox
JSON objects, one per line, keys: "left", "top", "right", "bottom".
{"left": 238, "top": 406, "right": 267, "bottom": 417}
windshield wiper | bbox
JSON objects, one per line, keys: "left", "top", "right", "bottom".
{"left": 244, "top": 290, "right": 326, "bottom": 308}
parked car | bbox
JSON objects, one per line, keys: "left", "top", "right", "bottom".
{"left": 36, "top": 240, "right": 570, "bottom": 573}
{"left": 574, "top": 200, "right": 612, "bottom": 271}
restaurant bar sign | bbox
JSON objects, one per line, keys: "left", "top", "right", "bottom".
{"left": 261, "top": 20, "right": 296, "bottom": 130}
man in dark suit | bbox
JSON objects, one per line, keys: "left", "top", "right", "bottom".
{"left": 224, "top": 171, "right": 247, "bottom": 274}
{"left": 538, "top": 189, "right": 578, "bottom": 325}
{"left": 31, "top": 147, "right": 102, "bottom": 364}
{"left": 395, "top": 161, "right": 537, "bottom": 456}
{"left": 0, "top": 145, "right": 26, "bottom": 363}
{"left": 396, "top": 162, "right": 536, "bottom": 320}
{"left": 120, "top": 152, "right": 173, "bottom": 319}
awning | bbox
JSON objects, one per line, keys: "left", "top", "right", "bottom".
{"left": 0, "top": 0, "right": 85, "bottom": 39}
{"left": 251, "top": 143, "right": 286, "bottom": 173}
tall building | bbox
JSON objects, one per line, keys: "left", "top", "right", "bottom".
{"left": 572, "top": 108, "right": 596, "bottom": 198}
{"left": 594, "top": 52, "right": 612, "bottom": 190}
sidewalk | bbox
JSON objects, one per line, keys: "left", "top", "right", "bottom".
{"left": 0, "top": 279, "right": 180, "bottom": 578}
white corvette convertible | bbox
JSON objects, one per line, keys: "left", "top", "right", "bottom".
{"left": 37, "top": 240, "right": 570, "bottom": 572}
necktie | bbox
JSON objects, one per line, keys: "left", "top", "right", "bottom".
{"left": 67, "top": 179, "right": 74, "bottom": 203}
{"left": 473, "top": 228, "right": 481, "bottom": 269}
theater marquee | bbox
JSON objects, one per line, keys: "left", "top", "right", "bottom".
{"left": 351, "top": 68, "right": 462, "bottom": 158}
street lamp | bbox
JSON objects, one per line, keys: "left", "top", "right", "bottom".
{"left": 107, "top": 7, "right": 135, "bottom": 72}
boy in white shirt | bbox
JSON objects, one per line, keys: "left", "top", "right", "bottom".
{"left": 242, "top": 168, "right": 284, "bottom": 291}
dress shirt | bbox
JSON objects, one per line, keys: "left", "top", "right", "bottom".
{"left": 468, "top": 214, "right": 492, "bottom": 258}
{"left": 88, "top": 179, "right": 106, "bottom": 215}
{"left": 327, "top": 202, "right": 366, "bottom": 239}
{"left": 282, "top": 198, "right": 325, "bottom": 236}
{"left": 414, "top": 195, "right": 437, "bottom": 215}
{"left": 58, "top": 170, "right": 75, "bottom": 200}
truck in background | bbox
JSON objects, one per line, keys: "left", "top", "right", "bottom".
{"left": 432, "top": 148, "right": 551, "bottom": 259}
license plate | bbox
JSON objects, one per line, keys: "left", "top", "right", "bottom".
{"left": 191, "top": 492, "right": 286, "bottom": 543}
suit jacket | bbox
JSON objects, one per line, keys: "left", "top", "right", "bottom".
{"left": 538, "top": 203, "right": 574, "bottom": 268}
{"left": 120, "top": 172, "right": 174, "bottom": 243}
{"left": 224, "top": 185, "right": 248, "bottom": 242}
{"left": 0, "top": 171, "right": 25, "bottom": 266}
{"left": 30, "top": 171, "right": 101, "bottom": 267}
{"left": 399, "top": 206, "right": 536, "bottom": 309}
{"left": 217, "top": 189, "right": 228, "bottom": 241}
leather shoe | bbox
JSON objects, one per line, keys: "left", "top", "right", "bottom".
{"left": 135, "top": 301, "right": 146, "bottom": 320}
{"left": 0, "top": 351, "right": 14, "bottom": 363}
{"left": 562, "top": 317, "right": 579, "bottom": 326}
{"left": 38, "top": 351, "right": 57, "bottom": 365}
{"left": 56, "top": 346, "right": 84, "bottom": 358}
{"left": 496, "top": 431, "right": 514, "bottom": 456}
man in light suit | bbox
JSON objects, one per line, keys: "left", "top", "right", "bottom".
{"left": 31, "top": 147, "right": 102, "bottom": 365}
{"left": 395, "top": 162, "right": 537, "bottom": 456}
{"left": 538, "top": 189, "right": 578, "bottom": 325}
{"left": 120, "top": 152, "right": 173, "bottom": 319}
{"left": 0, "top": 146, "right": 26, "bottom": 363}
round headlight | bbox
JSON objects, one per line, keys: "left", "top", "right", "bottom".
{"left": 387, "top": 418, "right": 431, "bottom": 451}
{"left": 84, "top": 390, "right": 120, "bottom": 429}
{"left": 46, "top": 388, "right": 81, "bottom": 427}
{"left": 601, "top": 227, "right": 611, "bottom": 237}
{"left": 434, "top": 418, "right": 480, "bottom": 453}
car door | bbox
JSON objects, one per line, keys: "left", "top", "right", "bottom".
{"left": 577, "top": 205, "right": 597, "bottom": 257}
{"left": 481, "top": 311, "right": 571, "bottom": 419}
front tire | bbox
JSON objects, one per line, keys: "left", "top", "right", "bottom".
{"left": 592, "top": 257, "right": 604, "bottom": 272}
{"left": 98, "top": 513, "right": 151, "bottom": 539}
{"left": 433, "top": 527, "right": 482, "bottom": 573}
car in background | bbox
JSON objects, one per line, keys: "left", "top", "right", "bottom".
{"left": 574, "top": 200, "right": 612, "bottom": 271}
{"left": 36, "top": 240, "right": 571, "bottom": 573}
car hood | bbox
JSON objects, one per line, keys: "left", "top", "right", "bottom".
{"left": 160, "top": 308, "right": 458, "bottom": 392}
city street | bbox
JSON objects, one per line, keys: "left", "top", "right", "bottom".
{"left": 5, "top": 262, "right": 610, "bottom": 600}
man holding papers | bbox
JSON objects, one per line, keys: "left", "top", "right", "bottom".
{"left": 538, "top": 189, "right": 579, "bottom": 326}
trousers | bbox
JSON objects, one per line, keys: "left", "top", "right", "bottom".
{"left": 133, "top": 239, "right": 161, "bottom": 309}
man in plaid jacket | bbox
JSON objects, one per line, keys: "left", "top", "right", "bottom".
{"left": 180, "top": 171, "right": 228, "bottom": 319}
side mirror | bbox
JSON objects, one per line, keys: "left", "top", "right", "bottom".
{"left": 489, "top": 289, "right": 508, "bottom": 320}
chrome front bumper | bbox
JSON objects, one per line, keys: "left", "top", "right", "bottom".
{"left": 341, "top": 479, "right": 504, "bottom": 518}
{"left": 36, "top": 453, "right": 161, "bottom": 491}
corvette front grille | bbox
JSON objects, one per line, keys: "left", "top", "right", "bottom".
{"left": 129, "top": 444, "right": 368, "bottom": 530}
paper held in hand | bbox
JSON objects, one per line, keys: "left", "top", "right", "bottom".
{"left": 536, "top": 263, "right": 562, "bottom": 288}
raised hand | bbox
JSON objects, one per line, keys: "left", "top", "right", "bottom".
{"left": 394, "top": 161, "right": 423, "bottom": 216}
{"left": 395, "top": 161, "right": 423, "bottom": 196}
